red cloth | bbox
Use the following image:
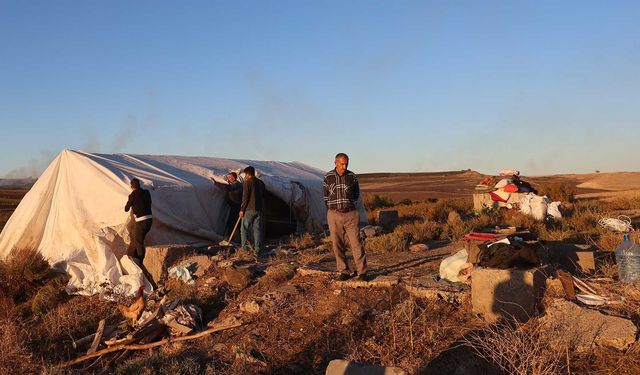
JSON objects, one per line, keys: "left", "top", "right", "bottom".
{"left": 503, "top": 184, "right": 519, "bottom": 193}
{"left": 488, "top": 192, "right": 508, "bottom": 203}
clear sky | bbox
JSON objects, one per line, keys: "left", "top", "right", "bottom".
{"left": 1, "top": 1, "right": 639, "bottom": 177}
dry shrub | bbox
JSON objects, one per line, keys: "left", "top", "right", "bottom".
{"left": 364, "top": 194, "right": 394, "bottom": 211}
{"left": 539, "top": 183, "right": 576, "bottom": 203}
{"left": 465, "top": 319, "right": 565, "bottom": 375}
{"left": 0, "top": 318, "right": 37, "bottom": 374}
{"left": 502, "top": 210, "right": 537, "bottom": 228}
{"left": 30, "top": 274, "right": 69, "bottom": 317}
{"left": 365, "top": 232, "right": 411, "bottom": 253}
{"left": 0, "top": 248, "right": 52, "bottom": 302}
{"left": 594, "top": 230, "right": 623, "bottom": 252}
{"left": 298, "top": 245, "right": 332, "bottom": 264}
{"left": 347, "top": 295, "right": 473, "bottom": 371}
{"left": 606, "top": 195, "right": 640, "bottom": 211}
{"left": 394, "top": 220, "right": 441, "bottom": 243}
{"left": 564, "top": 208, "right": 599, "bottom": 232}
{"left": 394, "top": 201, "right": 433, "bottom": 221}
{"left": 425, "top": 198, "right": 473, "bottom": 223}
{"left": 114, "top": 350, "right": 205, "bottom": 375}
{"left": 288, "top": 232, "right": 316, "bottom": 250}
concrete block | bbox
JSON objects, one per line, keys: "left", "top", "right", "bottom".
{"left": 326, "top": 359, "right": 407, "bottom": 375}
{"left": 545, "top": 242, "right": 596, "bottom": 274}
{"left": 540, "top": 298, "right": 637, "bottom": 351}
{"left": 377, "top": 210, "right": 399, "bottom": 226}
{"left": 143, "top": 244, "right": 195, "bottom": 283}
{"left": 471, "top": 266, "right": 549, "bottom": 322}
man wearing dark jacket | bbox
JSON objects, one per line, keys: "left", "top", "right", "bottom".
{"left": 125, "top": 178, "right": 153, "bottom": 263}
{"left": 240, "top": 166, "right": 266, "bottom": 257}
{"left": 323, "top": 153, "right": 368, "bottom": 281}
{"left": 213, "top": 172, "right": 243, "bottom": 241}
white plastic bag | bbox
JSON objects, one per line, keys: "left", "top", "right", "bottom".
{"left": 439, "top": 249, "right": 473, "bottom": 282}
{"left": 547, "top": 201, "right": 562, "bottom": 220}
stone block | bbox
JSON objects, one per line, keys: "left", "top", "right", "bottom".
{"left": 143, "top": 244, "right": 195, "bottom": 283}
{"left": 326, "top": 359, "right": 407, "bottom": 375}
{"left": 471, "top": 266, "right": 549, "bottom": 322}
{"left": 377, "top": 210, "right": 399, "bottom": 226}
{"left": 545, "top": 242, "right": 596, "bottom": 274}
{"left": 223, "top": 266, "right": 253, "bottom": 289}
{"left": 540, "top": 298, "right": 637, "bottom": 351}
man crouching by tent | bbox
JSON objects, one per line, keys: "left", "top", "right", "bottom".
{"left": 125, "top": 178, "right": 156, "bottom": 287}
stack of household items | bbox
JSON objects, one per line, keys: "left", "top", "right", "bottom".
{"left": 473, "top": 169, "right": 563, "bottom": 221}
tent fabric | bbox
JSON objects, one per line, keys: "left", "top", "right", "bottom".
{"left": 0, "top": 150, "right": 349, "bottom": 294}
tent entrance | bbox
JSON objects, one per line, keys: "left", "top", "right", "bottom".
{"left": 264, "top": 190, "right": 296, "bottom": 238}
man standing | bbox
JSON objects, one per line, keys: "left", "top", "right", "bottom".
{"left": 324, "top": 153, "right": 368, "bottom": 281}
{"left": 124, "top": 178, "right": 156, "bottom": 287}
{"left": 214, "top": 172, "right": 243, "bottom": 241}
{"left": 239, "top": 166, "right": 266, "bottom": 257}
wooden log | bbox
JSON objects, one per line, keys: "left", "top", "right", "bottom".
{"left": 65, "top": 319, "right": 242, "bottom": 366}
{"left": 72, "top": 325, "right": 118, "bottom": 350}
{"left": 87, "top": 319, "right": 106, "bottom": 355}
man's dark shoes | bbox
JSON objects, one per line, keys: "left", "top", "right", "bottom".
{"left": 336, "top": 273, "right": 351, "bottom": 281}
{"left": 357, "top": 274, "right": 372, "bottom": 282}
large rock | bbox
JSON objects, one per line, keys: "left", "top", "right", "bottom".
{"left": 326, "top": 359, "right": 407, "bottom": 375}
{"left": 540, "top": 298, "right": 637, "bottom": 351}
{"left": 143, "top": 244, "right": 195, "bottom": 283}
{"left": 377, "top": 210, "right": 399, "bottom": 226}
{"left": 409, "top": 243, "right": 429, "bottom": 252}
{"left": 223, "top": 266, "right": 253, "bottom": 289}
{"left": 471, "top": 266, "right": 549, "bottom": 322}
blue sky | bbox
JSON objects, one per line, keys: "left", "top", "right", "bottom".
{"left": 1, "top": 1, "right": 639, "bottom": 177}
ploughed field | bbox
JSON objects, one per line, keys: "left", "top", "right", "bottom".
{"left": 359, "top": 170, "right": 640, "bottom": 201}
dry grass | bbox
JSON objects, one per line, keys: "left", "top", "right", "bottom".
{"left": 0, "top": 318, "right": 37, "bottom": 375}
{"left": 464, "top": 318, "right": 566, "bottom": 375}
{"left": 364, "top": 231, "right": 411, "bottom": 253}
{"left": 288, "top": 232, "right": 317, "bottom": 250}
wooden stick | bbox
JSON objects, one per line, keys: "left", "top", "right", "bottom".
{"left": 65, "top": 320, "right": 242, "bottom": 366}
{"left": 87, "top": 319, "right": 106, "bottom": 355}
{"left": 72, "top": 325, "right": 118, "bottom": 350}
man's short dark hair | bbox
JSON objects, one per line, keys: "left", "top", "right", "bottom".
{"left": 229, "top": 172, "right": 238, "bottom": 179}
{"left": 130, "top": 178, "right": 141, "bottom": 188}
{"left": 244, "top": 166, "right": 255, "bottom": 176}
{"left": 335, "top": 153, "right": 349, "bottom": 161}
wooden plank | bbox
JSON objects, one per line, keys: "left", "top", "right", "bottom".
{"left": 87, "top": 319, "right": 106, "bottom": 355}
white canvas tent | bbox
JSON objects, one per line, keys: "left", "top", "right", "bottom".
{"left": 0, "top": 150, "right": 343, "bottom": 295}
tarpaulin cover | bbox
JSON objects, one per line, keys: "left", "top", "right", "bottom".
{"left": 0, "top": 150, "right": 350, "bottom": 294}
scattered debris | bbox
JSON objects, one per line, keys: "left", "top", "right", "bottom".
{"left": 168, "top": 262, "right": 197, "bottom": 284}
{"left": 360, "top": 225, "right": 383, "bottom": 238}
{"left": 333, "top": 275, "right": 399, "bottom": 288}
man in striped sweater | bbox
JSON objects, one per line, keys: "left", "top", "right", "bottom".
{"left": 323, "top": 153, "right": 368, "bottom": 281}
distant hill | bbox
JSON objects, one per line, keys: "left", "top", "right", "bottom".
{"left": 0, "top": 178, "right": 36, "bottom": 189}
